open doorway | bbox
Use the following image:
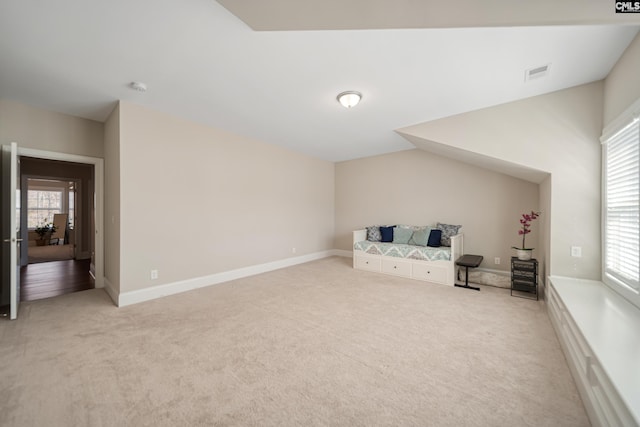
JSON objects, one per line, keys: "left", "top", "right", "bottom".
{"left": 24, "top": 178, "right": 77, "bottom": 263}
{"left": 19, "top": 157, "right": 96, "bottom": 301}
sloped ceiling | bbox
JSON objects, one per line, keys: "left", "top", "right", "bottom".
{"left": 217, "top": 0, "right": 640, "bottom": 30}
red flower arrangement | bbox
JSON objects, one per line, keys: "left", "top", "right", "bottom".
{"left": 513, "top": 211, "right": 541, "bottom": 250}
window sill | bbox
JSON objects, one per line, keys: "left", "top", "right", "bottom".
{"left": 548, "top": 276, "right": 640, "bottom": 426}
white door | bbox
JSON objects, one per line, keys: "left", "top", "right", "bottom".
{"left": 2, "top": 142, "right": 21, "bottom": 319}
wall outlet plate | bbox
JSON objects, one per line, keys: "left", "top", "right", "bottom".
{"left": 571, "top": 246, "right": 582, "bottom": 258}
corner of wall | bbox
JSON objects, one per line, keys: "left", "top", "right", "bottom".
{"left": 103, "top": 101, "right": 121, "bottom": 297}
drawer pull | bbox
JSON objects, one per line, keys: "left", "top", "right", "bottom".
{"left": 394, "top": 266, "right": 397, "bottom": 269}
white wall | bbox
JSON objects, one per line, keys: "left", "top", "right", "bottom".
{"left": 335, "top": 149, "right": 540, "bottom": 271}
{"left": 117, "top": 101, "right": 335, "bottom": 293}
{"left": 397, "top": 82, "right": 604, "bottom": 280}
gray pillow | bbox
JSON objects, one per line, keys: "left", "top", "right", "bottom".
{"left": 393, "top": 227, "right": 413, "bottom": 244}
{"left": 436, "top": 223, "right": 461, "bottom": 247}
{"left": 366, "top": 226, "right": 381, "bottom": 242}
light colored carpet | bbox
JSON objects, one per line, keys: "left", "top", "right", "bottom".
{"left": 0, "top": 256, "right": 589, "bottom": 426}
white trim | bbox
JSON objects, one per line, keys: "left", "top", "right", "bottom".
{"left": 5, "top": 143, "right": 19, "bottom": 320}
{"left": 103, "top": 278, "right": 118, "bottom": 305}
{"left": 17, "top": 147, "right": 104, "bottom": 289}
{"left": 117, "top": 250, "right": 337, "bottom": 307}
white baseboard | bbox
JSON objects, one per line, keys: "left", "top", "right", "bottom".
{"left": 103, "top": 278, "right": 119, "bottom": 305}
{"left": 117, "top": 250, "right": 338, "bottom": 307}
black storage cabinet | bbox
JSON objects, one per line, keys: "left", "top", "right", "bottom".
{"left": 511, "top": 257, "right": 538, "bottom": 300}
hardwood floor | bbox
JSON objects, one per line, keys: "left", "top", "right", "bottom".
{"left": 20, "top": 259, "right": 94, "bottom": 302}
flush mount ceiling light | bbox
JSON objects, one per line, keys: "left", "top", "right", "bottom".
{"left": 129, "top": 81, "right": 147, "bottom": 92}
{"left": 337, "top": 91, "right": 362, "bottom": 108}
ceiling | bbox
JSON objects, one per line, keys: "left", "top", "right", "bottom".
{"left": 0, "top": 0, "right": 638, "bottom": 163}
{"left": 217, "top": 0, "right": 640, "bottom": 30}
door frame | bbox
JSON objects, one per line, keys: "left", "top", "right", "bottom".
{"left": 2, "top": 142, "right": 20, "bottom": 319}
{"left": 18, "top": 147, "right": 104, "bottom": 289}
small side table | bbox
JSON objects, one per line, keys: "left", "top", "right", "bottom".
{"left": 455, "top": 254, "right": 483, "bottom": 291}
{"left": 511, "top": 257, "right": 538, "bottom": 300}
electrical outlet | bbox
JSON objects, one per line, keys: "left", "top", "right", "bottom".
{"left": 571, "top": 246, "right": 582, "bottom": 258}
{"left": 151, "top": 269, "right": 158, "bottom": 280}
{"left": 494, "top": 257, "right": 500, "bottom": 265}
{"left": 292, "top": 247, "right": 296, "bottom": 254}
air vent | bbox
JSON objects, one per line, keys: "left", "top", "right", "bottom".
{"left": 525, "top": 64, "right": 550, "bottom": 82}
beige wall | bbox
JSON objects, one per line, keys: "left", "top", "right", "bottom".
{"left": 397, "top": 82, "right": 604, "bottom": 280}
{"left": 604, "top": 32, "right": 640, "bottom": 127}
{"left": 104, "top": 103, "right": 121, "bottom": 294}
{"left": 117, "top": 101, "right": 335, "bottom": 293}
{"left": 0, "top": 99, "right": 104, "bottom": 158}
{"left": 7, "top": 32, "right": 637, "bottom": 296}
{"left": 335, "top": 149, "right": 539, "bottom": 271}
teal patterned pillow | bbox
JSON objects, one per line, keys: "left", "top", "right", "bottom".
{"left": 366, "top": 226, "right": 381, "bottom": 242}
{"left": 436, "top": 223, "right": 461, "bottom": 247}
{"left": 393, "top": 227, "right": 413, "bottom": 244}
{"left": 410, "top": 227, "right": 432, "bottom": 246}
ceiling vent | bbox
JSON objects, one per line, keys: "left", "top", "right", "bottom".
{"left": 525, "top": 64, "right": 550, "bottom": 82}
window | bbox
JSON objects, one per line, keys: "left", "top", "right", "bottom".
{"left": 27, "top": 188, "right": 63, "bottom": 228}
{"left": 602, "top": 114, "right": 639, "bottom": 301}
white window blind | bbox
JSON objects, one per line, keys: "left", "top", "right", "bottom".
{"left": 604, "top": 117, "right": 640, "bottom": 291}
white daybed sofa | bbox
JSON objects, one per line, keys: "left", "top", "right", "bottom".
{"left": 352, "top": 227, "right": 463, "bottom": 286}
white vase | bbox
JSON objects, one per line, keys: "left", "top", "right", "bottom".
{"left": 516, "top": 249, "right": 533, "bottom": 261}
